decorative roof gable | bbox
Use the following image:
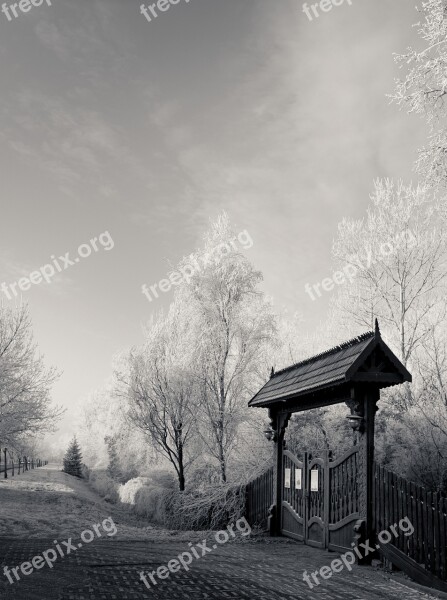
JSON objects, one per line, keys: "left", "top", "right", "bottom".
{"left": 249, "top": 321, "right": 411, "bottom": 409}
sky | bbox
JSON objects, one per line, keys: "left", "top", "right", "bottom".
{"left": 0, "top": 0, "right": 428, "bottom": 445}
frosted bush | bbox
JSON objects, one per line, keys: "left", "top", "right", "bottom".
{"left": 87, "top": 470, "right": 119, "bottom": 503}
{"left": 118, "top": 477, "right": 151, "bottom": 505}
{"left": 118, "top": 470, "right": 176, "bottom": 522}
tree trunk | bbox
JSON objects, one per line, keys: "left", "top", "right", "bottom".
{"left": 178, "top": 467, "right": 185, "bottom": 492}
{"left": 220, "top": 460, "right": 227, "bottom": 483}
{"left": 218, "top": 380, "right": 227, "bottom": 483}
{"left": 177, "top": 430, "right": 185, "bottom": 491}
{"left": 400, "top": 284, "right": 406, "bottom": 367}
{"left": 219, "top": 443, "right": 226, "bottom": 483}
{"left": 400, "top": 283, "right": 413, "bottom": 407}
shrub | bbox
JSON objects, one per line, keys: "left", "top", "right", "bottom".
{"left": 165, "top": 484, "right": 246, "bottom": 531}
{"left": 117, "top": 470, "right": 246, "bottom": 530}
{"left": 118, "top": 470, "right": 176, "bottom": 522}
{"left": 87, "top": 469, "right": 119, "bottom": 503}
{"left": 118, "top": 476, "right": 151, "bottom": 505}
{"left": 134, "top": 484, "right": 170, "bottom": 522}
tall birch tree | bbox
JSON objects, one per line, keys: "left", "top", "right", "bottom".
{"left": 178, "top": 214, "right": 276, "bottom": 482}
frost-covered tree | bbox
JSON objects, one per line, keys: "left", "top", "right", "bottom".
{"left": 0, "top": 304, "right": 61, "bottom": 446}
{"left": 78, "top": 382, "right": 156, "bottom": 479}
{"left": 332, "top": 180, "right": 447, "bottom": 380}
{"left": 328, "top": 181, "right": 447, "bottom": 488}
{"left": 117, "top": 299, "right": 200, "bottom": 491}
{"left": 391, "top": 0, "right": 447, "bottom": 186}
{"left": 404, "top": 326, "right": 447, "bottom": 490}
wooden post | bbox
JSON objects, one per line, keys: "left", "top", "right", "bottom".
{"left": 269, "top": 409, "right": 291, "bottom": 536}
{"left": 4, "top": 448, "right": 7, "bottom": 479}
{"left": 346, "top": 385, "right": 379, "bottom": 563}
{"left": 303, "top": 450, "right": 309, "bottom": 543}
{"left": 323, "top": 449, "right": 330, "bottom": 549}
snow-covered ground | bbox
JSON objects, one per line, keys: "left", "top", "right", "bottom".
{"left": 0, "top": 464, "right": 194, "bottom": 541}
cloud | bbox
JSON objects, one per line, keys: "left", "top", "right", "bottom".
{"left": 3, "top": 91, "right": 141, "bottom": 185}
{"left": 34, "top": 21, "right": 70, "bottom": 60}
{"left": 0, "top": 255, "right": 76, "bottom": 300}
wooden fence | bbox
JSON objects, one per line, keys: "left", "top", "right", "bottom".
{"left": 0, "top": 448, "right": 47, "bottom": 479}
{"left": 245, "top": 467, "right": 273, "bottom": 529}
{"left": 373, "top": 462, "right": 447, "bottom": 590}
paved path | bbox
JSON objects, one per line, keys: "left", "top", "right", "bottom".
{"left": 0, "top": 536, "right": 437, "bottom": 600}
{"left": 0, "top": 466, "right": 438, "bottom": 599}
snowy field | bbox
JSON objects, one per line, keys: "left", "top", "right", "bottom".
{"left": 0, "top": 464, "right": 196, "bottom": 541}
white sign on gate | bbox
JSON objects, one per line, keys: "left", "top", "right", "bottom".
{"left": 311, "top": 469, "right": 319, "bottom": 491}
{"left": 284, "top": 467, "right": 291, "bottom": 488}
{"left": 295, "top": 468, "right": 302, "bottom": 489}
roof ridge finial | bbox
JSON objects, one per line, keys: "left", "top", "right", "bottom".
{"left": 270, "top": 366, "right": 275, "bottom": 379}
{"left": 375, "top": 318, "right": 381, "bottom": 338}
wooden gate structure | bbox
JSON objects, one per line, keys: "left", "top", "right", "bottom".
{"left": 281, "top": 446, "right": 359, "bottom": 552}
{"left": 249, "top": 321, "right": 412, "bottom": 561}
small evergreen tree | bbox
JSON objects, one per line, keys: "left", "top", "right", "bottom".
{"left": 63, "top": 436, "right": 83, "bottom": 477}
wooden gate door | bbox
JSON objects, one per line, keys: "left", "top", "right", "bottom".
{"left": 281, "top": 447, "right": 359, "bottom": 550}
{"left": 280, "top": 450, "right": 306, "bottom": 541}
{"left": 327, "top": 446, "right": 359, "bottom": 552}
{"left": 306, "top": 453, "right": 326, "bottom": 549}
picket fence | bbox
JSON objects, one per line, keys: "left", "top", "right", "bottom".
{"left": 373, "top": 462, "right": 447, "bottom": 590}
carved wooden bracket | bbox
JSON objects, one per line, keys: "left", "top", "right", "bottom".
{"left": 268, "top": 411, "right": 291, "bottom": 443}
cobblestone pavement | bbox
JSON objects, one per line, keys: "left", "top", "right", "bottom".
{"left": 0, "top": 537, "right": 437, "bottom": 600}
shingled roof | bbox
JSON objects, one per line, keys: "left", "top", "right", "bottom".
{"left": 249, "top": 321, "right": 411, "bottom": 409}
